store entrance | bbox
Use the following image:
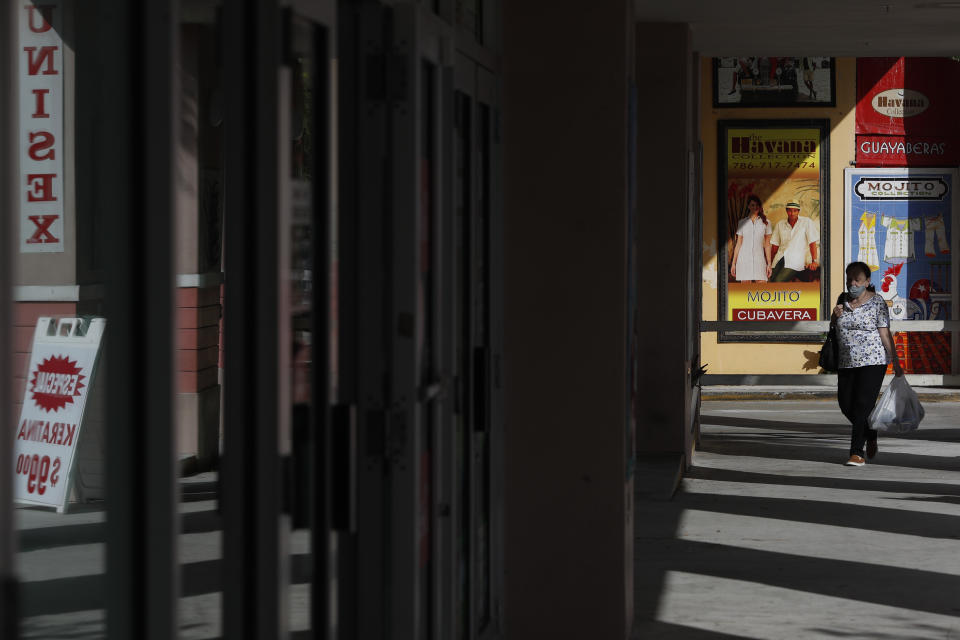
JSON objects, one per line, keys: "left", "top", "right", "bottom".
{"left": 336, "top": 2, "right": 501, "bottom": 638}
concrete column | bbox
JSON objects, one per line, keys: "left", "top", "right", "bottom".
{"left": 503, "top": 2, "right": 634, "bottom": 638}
{"left": 634, "top": 23, "right": 695, "bottom": 461}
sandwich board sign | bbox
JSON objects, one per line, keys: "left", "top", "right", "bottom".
{"left": 14, "top": 317, "right": 106, "bottom": 513}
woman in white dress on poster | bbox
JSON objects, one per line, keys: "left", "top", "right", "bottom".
{"left": 730, "top": 194, "right": 773, "bottom": 282}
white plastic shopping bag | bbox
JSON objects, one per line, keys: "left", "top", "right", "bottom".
{"left": 868, "top": 376, "right": 924, "bottom": 433}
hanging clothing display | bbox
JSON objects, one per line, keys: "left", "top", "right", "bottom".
{"left": 857, "top": 212, "right": 880, "bottom": 271}
{"left": 923, "top": 213, "right": 951, "bottom": 257}
{"left": 881, "top": 215, "right": 921, "bottom": 265}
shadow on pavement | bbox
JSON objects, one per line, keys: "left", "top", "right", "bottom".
{"left": 688, "top": 465, "right": 960, "bottom": 498}
{"left": 633, "top": 404, "right": 960, "bottom": 637}
{"left": 702, "top": 413, "right": 960, "bottom": 444}
{"left": 699, "top": 431, "right": 960, "bottom": 472}
{"left": 630, "top": 619, "right": 757, "bottom": 639}
{"left": 701, "top": 414, "right": 849, "bottom": 433}
{"left": 20, "top": 553, "right": 312, "bottom": 617}
{"left": 676, "top": 490, "right": 960, "bottom": 539}
{"left": 18, "top": 509, "right": 223, "bottom": 553}
{"left": 641, "top": 538, "right": 960, "bottom": 617}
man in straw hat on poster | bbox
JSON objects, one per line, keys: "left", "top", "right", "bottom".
{"left": 769, "top": 200, "right": 820, "bottom": 282}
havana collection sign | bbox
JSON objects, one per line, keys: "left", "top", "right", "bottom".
{"left": 857, "top": 58, "right": 960, "bottom": 167}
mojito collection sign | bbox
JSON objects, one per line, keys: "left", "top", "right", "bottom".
{"left": 719, "top": 121, "right": 829, "bottom": 341}
{"left": 19, "top": 1, "right": 64, "bottom": 252}
{"left": 845, "top": 168, "right": 957, "bottom": 373}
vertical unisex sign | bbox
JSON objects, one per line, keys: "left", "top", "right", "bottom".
{"left": 719, "top": 120, "right": 829, "bottom": 341}
{"left": 845, "top": 168, "right": 958, "bottom": 374}
{"left": 19, "top": 1, "right": 64, "bottom": 252}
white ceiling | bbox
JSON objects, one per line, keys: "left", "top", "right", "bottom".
{"left": 635, "top": 0, "right": 960, "bottom": 56}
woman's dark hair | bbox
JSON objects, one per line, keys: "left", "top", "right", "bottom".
{"left": 746, "top": 194, "right": 768, "bottom": 225}
{"left": 846, "top": 261, "right": 876, "bottom": 292}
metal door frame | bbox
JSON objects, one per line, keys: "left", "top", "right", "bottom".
{"left": 221, "top": 1, "right": 286, "bottom": 637}
{"left": 475, "top": 62, "right": 504, "bottom": 640}
{"left": 342, "top": 3, "right": 501, "bottom": 638}
{"left": 0, "top": 2, "right": 17, "bottom": 636}
{"left": 452, "top": 52, "right": 503, "bottom": 640}
{"left": 222, "top": 2, "right": 338, "bottom": 638}
{"left": 388, "top": 5, "right": 453, "bottom": 638}
{"left": 452, "top": 56, "right": 479, "bottom": 640}
{"left": 95, "top": 1, "right": 180, "bottom": 638}
{"left": 340, "top": 3, "right": 391, "bottom": 638}
{"left": 282, "top": 6, "right": 337, "bottom": 639}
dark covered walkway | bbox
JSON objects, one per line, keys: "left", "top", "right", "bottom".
{"left": 633, "top": 399, "right": 960, "bottom": 639}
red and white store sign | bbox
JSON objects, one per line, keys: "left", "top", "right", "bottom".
{"left": 856, "top": 135, "right": 960, "bottom": 167}
{"left": 856, "top": 58, "right": 960, "bottom": 167}
{"left": 19, "top": 1, "right": 64, "bottom": 252}
{"left": 857, "top": 58, "right": 960, "bottom": 136}
{"left": 14, "top": 318, "right": 105, "bottom": 511}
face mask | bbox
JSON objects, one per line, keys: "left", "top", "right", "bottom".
{"left": 848, "top": 284, "right": 866, "bottom": 297}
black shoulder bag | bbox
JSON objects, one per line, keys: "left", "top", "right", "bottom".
{"left": 819, "top": 293, "right": 845, "bottom": 372}
{"left": 818, "top": 321, "right": 839, "bottom": 372}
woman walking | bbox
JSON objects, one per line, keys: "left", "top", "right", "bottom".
{"left": 730, "top": 194, "right": 772, "bottom": 282}
{"left": 833, "top": 261, "right": 904, "bottom": 466}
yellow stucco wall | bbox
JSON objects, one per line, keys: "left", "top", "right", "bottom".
{"left": 701, "top": 57, "right": 857, "bottom": 374}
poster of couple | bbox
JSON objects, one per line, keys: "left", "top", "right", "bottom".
{"left": 719, "top": 120, "right": 829, "bottom": 341}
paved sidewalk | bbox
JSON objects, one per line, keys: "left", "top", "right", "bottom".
{"left": 14, "top": 472, "right": 312, "bottom": 639}
{"left": 633, "top": 399, "right": 960, "bottom": 639}
{"left": 704, "top": 385, "right": 960, "bottom": 402}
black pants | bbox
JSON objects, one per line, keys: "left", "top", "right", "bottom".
{"left": 769, "top": 258, "right": 800, "bottom": 283}
{"left": 837, "top": 364, "right": 887, "bottom": 456}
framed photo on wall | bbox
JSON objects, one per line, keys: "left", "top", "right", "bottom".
{"left": 713, "top": 58, "right": 836, "bottom": 108}
{"left": 717, "top": 119, "right": 830, "bottom": 342}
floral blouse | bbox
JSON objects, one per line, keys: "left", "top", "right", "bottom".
{"left": 836, "top": 294, "right": 890, "bottom": 369}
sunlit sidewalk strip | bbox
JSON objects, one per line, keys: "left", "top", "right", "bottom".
{"left": 655, "top": 572, "right": 960, "bottom": 640}
{"left": 15, "top": 497, "right": 313, "bottom": 639}
{"left": 676, "top": 511, "right": 960, "bottom": 575}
